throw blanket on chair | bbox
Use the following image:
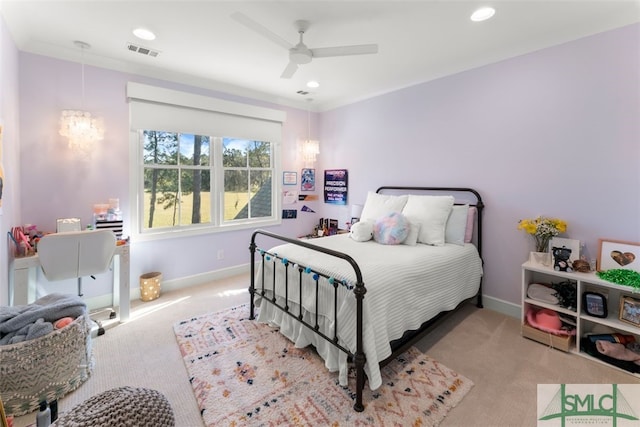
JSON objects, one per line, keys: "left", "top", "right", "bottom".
{"left": 0, "top": 293, "right": 86, "bottom": 345}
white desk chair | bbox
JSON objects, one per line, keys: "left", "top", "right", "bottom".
{"left": 37, "top": 230, "right": 117, "bottom": 336}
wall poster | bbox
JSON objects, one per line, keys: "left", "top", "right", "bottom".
{"left": 324, "top": 169, "right": 348, "bottom": 205}
{"left": 301, "top": 168, "right": 315, "bottom": 191}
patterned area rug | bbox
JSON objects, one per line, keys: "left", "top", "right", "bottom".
{"left": 173, "top": 305, "right": 473, "bottom": 426}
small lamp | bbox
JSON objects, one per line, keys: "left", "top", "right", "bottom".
{"left": 350, "top": 204, "right": 363, "bottom": 226}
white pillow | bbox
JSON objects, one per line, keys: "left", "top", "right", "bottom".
{"left": 402, "top": 221, "right": 421, "bottom": 246}
{"left": 401, "top": 195, "right": 454, "bottom": 246}
{"left": 359, "top": 192, "right": 408, "bottom": 222}
{"left": 350, "top": 220, "right": 374, "bottom": 242}
{"left": 445, "top": 205, "right": 469, "bottom": 246}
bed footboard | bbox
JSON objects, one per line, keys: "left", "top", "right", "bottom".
{"left": 249, "top": 229, "right": 367, "bottom": 412}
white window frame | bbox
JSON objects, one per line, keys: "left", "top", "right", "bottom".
{"left": 127, "top": 83, "right": 285, "bottom": 242}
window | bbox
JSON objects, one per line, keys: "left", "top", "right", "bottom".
{"left": 128, "top": 83, "right": 285, "bottom": 240}
{"left": 222, "top": 138, "right": 272, "bottom": 222}
{"left": 142, "top": 131, "right": 212, "bottom": 230}
{"left": 140, "top": 132, "right": 274, "bottom": 231}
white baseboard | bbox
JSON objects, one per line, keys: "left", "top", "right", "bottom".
{"left": 85, "top": 264, "right": 251, "bottom": 310}
{"left": 87, "top": 267, "right": 522, "bottom": 321}
{"left": 157, "top": 264, "right": 250, "bottom": 295}
{"left": 480, "top": 294, "right": 521, "bottom": 319}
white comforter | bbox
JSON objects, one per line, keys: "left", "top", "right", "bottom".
{"left": 255, "top": 233, "right": 482, "bottom": 390}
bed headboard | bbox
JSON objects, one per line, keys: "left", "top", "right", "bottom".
{"left": 375, "top": 186, "right": 484, "bottom": 257}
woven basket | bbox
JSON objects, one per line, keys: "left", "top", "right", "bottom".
{"left": 0, "top": 315, "right": 94, "bottom": 417}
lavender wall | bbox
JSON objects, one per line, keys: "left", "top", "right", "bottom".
{"left": 4, "top": 23, "right": 639, "bottom": 310}
{"left": 0, "top": 15, "right": 21, "bottom": 306}
{"left": 319, "top": 24, "right": 640, "bottom": 308}
{"left": 15, "top": 55, "right": 320, "bottom": 298}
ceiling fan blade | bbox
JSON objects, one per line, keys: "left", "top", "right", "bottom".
{"left": 280, "top": 61, "right": 298, "bottom": 79}
{"left": 310, "top": 44, "right": 379, "bottom": 58}
{"left": 231, "top": 12, "right": 293, "bottom": 50}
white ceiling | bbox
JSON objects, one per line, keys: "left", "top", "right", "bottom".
{"left": 1, "top": 1, "right": 639, "bottom": 111}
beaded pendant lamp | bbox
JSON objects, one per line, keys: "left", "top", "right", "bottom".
{"left": 59, "top": 41, "right": 104, "bottom": 156}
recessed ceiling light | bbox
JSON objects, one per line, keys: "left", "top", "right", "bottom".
{"left": 306, "top": 80, "right": 320, "bottom": 88}
{"left": 470, "top": 7, "right": 496, "bottom": 22}
{"left": 133, "top": 27, "right": 156, "bottom": 41}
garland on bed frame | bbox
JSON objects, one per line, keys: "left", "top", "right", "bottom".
{"left": 248, "top": 186, "right": 484, "bottom": 412}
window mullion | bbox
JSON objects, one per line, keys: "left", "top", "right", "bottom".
{"left": 212, "top": 136, "right": 223, "bottom": 227}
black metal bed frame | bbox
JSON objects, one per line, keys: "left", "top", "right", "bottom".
{"left": 249, "top": 186, "right": 484, "bottom": 412}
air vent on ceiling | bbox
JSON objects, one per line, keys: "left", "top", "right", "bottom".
{"left": 297, "top": 90, "right": 310, "bottom": 95}
{"left": 127, "top": 43, "right": 159, "bottom": 57}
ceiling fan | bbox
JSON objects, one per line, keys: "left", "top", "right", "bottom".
{"left": 231, "top": 12, "right": 379, "bottom": 79}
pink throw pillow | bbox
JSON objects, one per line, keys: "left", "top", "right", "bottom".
{"left": 464, "top": 207, "right": 477, "bottom": 243}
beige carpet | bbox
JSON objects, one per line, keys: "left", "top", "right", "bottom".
{"left": 11, "top": 273, "right": 640, "bottom": 426}
{"left": 174, "top": 305, "right": 473, "bottom": 426}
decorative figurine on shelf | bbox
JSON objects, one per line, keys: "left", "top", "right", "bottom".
{"left": 552, "top": 246, "right": 573, "bottom": 272}
{"left": 572, "top": 259, "right": 590, "bottom": 272}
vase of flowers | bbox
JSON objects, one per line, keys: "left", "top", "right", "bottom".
{"left": 518, "top": 216, "right": 567, "bottom": 265}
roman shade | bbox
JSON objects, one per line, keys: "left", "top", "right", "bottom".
{"left": 126, "top": 82, "right": 285, "bottom": 142}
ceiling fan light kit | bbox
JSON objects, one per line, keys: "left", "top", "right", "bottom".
{"left": 232, "top": 12, "right": 379, "bottom": 79}
{"left": 290, "top": 47, "right": 312, "bottom": 65}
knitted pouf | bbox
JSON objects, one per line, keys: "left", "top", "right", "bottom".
{"left": 52, "top": 386, "right": 175, "bottom": 427}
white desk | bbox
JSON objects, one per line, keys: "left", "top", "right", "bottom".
{"left": 8, "top": 244, "right": 131, "bottom": 322}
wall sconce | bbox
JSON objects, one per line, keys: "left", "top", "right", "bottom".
{"left": 59, "top": 41, "right": 104, "bottom": 156}
{"left": 301, "top": 99, "right": 319, "bottom": 165}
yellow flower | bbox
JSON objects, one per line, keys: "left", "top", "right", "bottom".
{"left": 517, "top": 219, "right": 537, "bottom": 235}
{"left": 518, "top": 216, "right": 568, "bottom": 252}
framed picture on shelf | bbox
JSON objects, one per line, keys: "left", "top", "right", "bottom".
{"left": 597, "top": 239, "right": 640, "bottom": 272}
{"left": 582, "top": 291, "right": 607, "bottom": 318}
{"left": 619, "top": 295, "right": 640, "bottom": 327}
{"left": 549, "top": 237, "right": 580, "bottom": 264}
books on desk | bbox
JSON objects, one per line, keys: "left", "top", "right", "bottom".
{"left": 94, "top": 220, "right": 123, "bottom": 239}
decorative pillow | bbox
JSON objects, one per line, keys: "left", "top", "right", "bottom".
{"left": 465, "top": 207, "right": 477, "bottom": 243}
{"left": 350, "top": 220, "right": 374, "bottom": 242}
{"left": 445, "top": 205, "right": 469, "bottom": 246}
{"left": 401, "top": 195, "right": 454, "bottom": 246}
{"left": 402, "top": 221, "right": 421, "bottom": 246}
{"left": 373, "top": 212, "right": 410, "bottom": 245}
{"left": 360, "top": 192, "right": 408, "bottom": 222}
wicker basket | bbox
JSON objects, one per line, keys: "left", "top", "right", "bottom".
{"left": 0, "top": 315, "right": 94, "bottom": 417}
{"left": 140, "top": 272, "right": 162, "bottom": 302}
